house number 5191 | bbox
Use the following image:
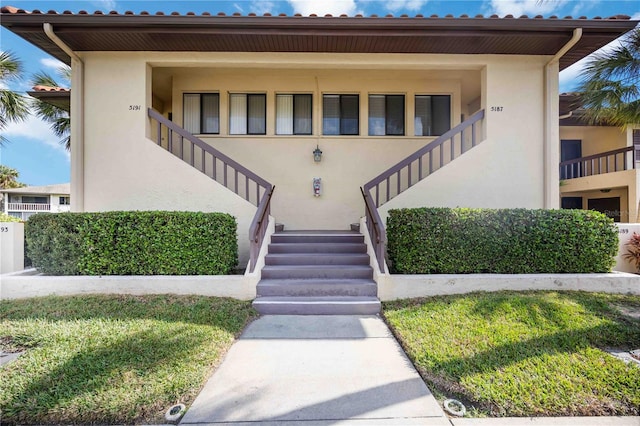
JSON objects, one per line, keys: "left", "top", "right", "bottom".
{"left": 129, "top": 105, "right": 141, "bottom": 111}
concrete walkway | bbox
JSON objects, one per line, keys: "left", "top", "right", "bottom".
{"left": 179, "top": 315, "right": 449, "bottom": 425}
{"left": 179, "top": 315, "right": 640, "bottom": 426}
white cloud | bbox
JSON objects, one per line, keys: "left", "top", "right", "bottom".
{"left": 488, "top": 0, "right": 567, "bottom": 17}
{"left": 3, "top": 113, "right": 69, "bottom": 160}
{"left": 287, "top": 0, "right": 357, "bottom": 16}
{"left": 91, "top": 0, "right": 117, "bottom": 12}
{"left": 386, "top": 0, "right": 428, "bottom": 12}
{"left": 251, "top": 1, "right": 275, "bottom": 15}
{"left": 632, "top": 12, "right": 640, "bottom": 21}
{"left": 570, "top": 0, "right": 599, "bottom": 18}
{"left": 40, "top": 58, "right": 65, "bottom": 70}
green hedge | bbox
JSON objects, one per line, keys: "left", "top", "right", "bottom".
{"left": 26, "top": 211, "right": 237, "bottom": 275}
{"left": 387, "top": 208, "right": 618, "bottom": 274}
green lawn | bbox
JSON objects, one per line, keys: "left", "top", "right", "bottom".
{"left": 0, "top": 295, "right": 257, "bottom": 424}
{"left": 384, "top": 291, "right": 640, "bottom": 417}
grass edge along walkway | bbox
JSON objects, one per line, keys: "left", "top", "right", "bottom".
{"left": 0, "top": 294, "right": 258, "bottom": 425}
{"left": 383, "top": 290, "right": 640, "bottom": 417}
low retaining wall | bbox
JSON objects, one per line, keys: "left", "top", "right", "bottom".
{"left": 1, "top": 269, "right": 258, "bottom": 300}
{"left": 377, "top": 272, "right": 640, "bottom": 301}
{"left": 2, "top": 269, "right": 638, "bottom": 302}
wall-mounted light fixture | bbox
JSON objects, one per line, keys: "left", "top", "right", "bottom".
{"left": 313, "top": 145, "right": 323, "bottom": 163}
{"left": 600, "top": 188, "right": 612, "bottom": 193}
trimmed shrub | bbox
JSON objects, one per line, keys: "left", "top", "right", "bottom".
{"left": 387, "top": 208, "right": 618, "bottom": 274}
{"left": 26, "top": 211, "right": 237, "bottom": 275}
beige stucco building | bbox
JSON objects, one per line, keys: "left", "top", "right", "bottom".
{"left": 3, "top": 7, "right": 637, "bottom": 276}
{"left": 559, "top": 94, "right": 640, "bottom": 223}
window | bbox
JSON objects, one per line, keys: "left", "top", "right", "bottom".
{"left": 276, "top": 94, "right": 312, "bottom": 135}
{"left": 183, "top": 93, "right": 219, "bottom": 134}
{"left": 323, "top": 94, "right": 359, "bottom": 135}
{"left": 369, "top": 95, "right": 405, "bottom": 136}
{"left": 229, "top": 93, "right": 266, "bottom": 135}
{"left": 414, "top": 95, "right": 451, "bottom": 136}
{"left": 59, "top": 196, "right": 70, "bottom": 205}
{"left": 22, "top": 196, "right": 48, "bottom": 204}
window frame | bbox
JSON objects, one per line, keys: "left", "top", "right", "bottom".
{"left": 276, "top": 93, "right": 313, "bottom": 136}
{"left": 322, "top": 94, "right": 360, "bottom": 136}
{"left": 414, "top": 94, "right": 452, "bottom": 137}
{"left": 182, "top": 92, "right": 220, "bottom": 135}
{"left": 368, "top": 94, "right": 405, "bottom": 136}
{"left": 229, "top": 93, "right": 267, "bottom": 136}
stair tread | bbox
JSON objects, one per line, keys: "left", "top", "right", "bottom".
{"left": 266, "top": 253, "right": 368, "bottom": 257}
{"left": 254, "top": 296, "right": 380, "bottom": 303}
{"left": 263, "top": 264, "right": 371, "bottom": 269}
{"left": 258, "top": 278, "right": 375, "bottom": 283}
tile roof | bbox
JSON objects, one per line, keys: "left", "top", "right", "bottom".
{"left": 1, "top": 6, "right": 637, "bottom": 71}
{"left": 1, "top": 183, "right": 70, "bottom": 195}
{"left": 0, "top": 6, "right": 633, "bottom": 20}
{"left": 31, "top": 85, "right": 70, "bottom": 92}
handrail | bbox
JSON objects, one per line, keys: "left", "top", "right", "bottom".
{"left": 248, "top": 185, "right": 275, "bottom": 272}
{"left": 361, "top": 187, "right": 386, "bottom": 272}
{"left": 360, "top": 110, "right": 485, "bottom": 273}
{"left": 149, "top": 108, "right": 271, "bottom": 194}
{"left": 148, "top": 108, "right": 273, "bottom": 271}
{"left": 363, "top": 109, "right": 485, "bottom": 206}
{"left": 559, "top": 146, "right": 635, "bottom": 180}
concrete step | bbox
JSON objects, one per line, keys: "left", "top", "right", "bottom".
{"left": 268, "top": 243, "right": 367, "bottom": 254}
{"left": 265, "top": 253, "right": 370, "bottom": 266}
{"left": 261, "top": 265, "right": 373, "bottom": 280}
{"left": 257, "top": 278, "right": 377, "bottom": 297}
{"left": 271, "top": 233, "right": 364, "bottom": 244}
{"left": 252, "top": 296, "right": 381, "bottom": 315}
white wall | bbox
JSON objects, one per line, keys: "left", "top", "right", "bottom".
{"left": 0, "top": 222, "right": 24, "bottom": 274}
{"left": 78, "top": 51, "right": 550, "bottom": 263}
{"left": 81, "top": 54, "right": 257, "bottom": 265}
{"left": 380, "top": 57, "right": 548, "bottom": 219}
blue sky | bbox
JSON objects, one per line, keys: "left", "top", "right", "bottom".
{"left": 1, "top": 0, "right": 639, "bottom": 186}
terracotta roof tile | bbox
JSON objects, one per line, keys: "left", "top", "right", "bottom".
{"left": 2, "top": 6, "right": 636, "bottom": 71}
{"left": 0, "top": 6, "right": 634, "bottom": 20}
{"left": 32, "top": 85, "right": 70, "bottom": 92}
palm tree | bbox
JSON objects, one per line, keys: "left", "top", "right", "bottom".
{"left": 0, "top": 51, "right": 30, "bottom": 145}
{"left": 576, "top": 28, "right": 640, "bottom": 127}
{"left": 31, "top": 66, "right": 71, "bottom": 150}
{"left": 0, "top": 165, "right": 25, "bottom": 189}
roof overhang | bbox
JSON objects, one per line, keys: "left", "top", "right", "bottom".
{"left": 1, "top": 7, "right": 637, "bottom": 70}
{"left": 27, "top": 88, "right": 70, "bottom": 111}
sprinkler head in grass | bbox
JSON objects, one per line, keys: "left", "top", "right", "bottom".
{"left": 443, "top": 398, "right": 466, "bottom": 417}
{"left": 165, "top": 403, "right": 186, "bottom": 423}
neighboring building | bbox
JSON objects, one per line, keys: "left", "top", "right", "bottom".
{"left": 1, "top": 183, "right": 71, "bottom": 221}
{"left": 559, "top": 93, "right": 640, "bottom": 222}
{"left": 2, "top": 7, "right": 637, "bottom": 272}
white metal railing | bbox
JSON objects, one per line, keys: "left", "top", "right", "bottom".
{"left": 7, "top": 203, "right": 51, "bottom": 212}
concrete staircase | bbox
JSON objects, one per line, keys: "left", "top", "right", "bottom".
{"left": 252, "top": 231, "right": 381, "bottom": 315}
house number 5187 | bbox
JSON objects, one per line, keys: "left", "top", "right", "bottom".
{"left": 129, "top": 105, "right": 141, "bottom": 111}
{"left": 490, "top": 106, "right": 503, "bottom": 112}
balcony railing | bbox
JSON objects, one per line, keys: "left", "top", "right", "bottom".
{"left": 7, "top": 203, "right": 51, "bottom": 212}
{"left": 559, "top": 146, "right": 637, "bottom": 180}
